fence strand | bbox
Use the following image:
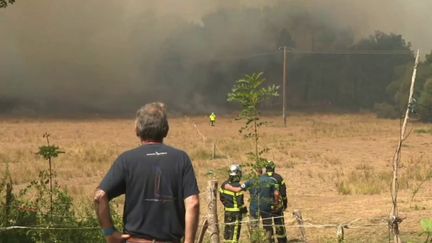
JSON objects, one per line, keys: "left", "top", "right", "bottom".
{"left": 0, "top": 225, "right": 100, "bottom": 232}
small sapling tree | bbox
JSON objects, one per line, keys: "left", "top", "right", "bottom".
{"left": 227, "top": 72, "right": 279, "bottom": 242}
{"left": 227, "top": 72, "right": 279, "bottom": 166}
{"left": 36, "top": 132, "right": 64, "bottom": 215}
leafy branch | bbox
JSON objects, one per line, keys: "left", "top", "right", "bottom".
{"left": 227, "top": 72, "right": 279, "bottom": 166}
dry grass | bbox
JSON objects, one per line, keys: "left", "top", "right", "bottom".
{"left": 1, "top": 113, "right": 432, "bottom": 241}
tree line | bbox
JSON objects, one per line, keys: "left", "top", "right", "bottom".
{"left": 155, "top": 6, "right": 431, "bottom": 121}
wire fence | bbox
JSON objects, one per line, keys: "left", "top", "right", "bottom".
{"left": 0, "top": 225, "right": 100, "bottom": 232}
{"left": 0, "top": 215, "right": 388, "bottom": 231}
{"left": 209, "top": 213, "right": 389, "bottom": 229}
{"left": 190, "top": 118, "right": 232, "bottom": 162}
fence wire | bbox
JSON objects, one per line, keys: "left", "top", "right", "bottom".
{"left": 0, "top": 216, "right": 388, "bottom": 231}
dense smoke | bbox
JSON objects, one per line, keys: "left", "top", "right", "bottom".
{"left": 0, "top": 0, "right": 431, "bottom": 115}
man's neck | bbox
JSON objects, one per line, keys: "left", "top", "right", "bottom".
{"left": 141, "top": 140, "right": 162, "bottom": 145}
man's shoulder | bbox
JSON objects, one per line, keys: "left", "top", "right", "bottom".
{"left": 262, "top": 175, "right": 278, "bottom": 184}
{"left": 159, "top": 144, "right": 189, "bottom": 156}
{"left": 246, "top": 177, "right": 258, "bottom": 184}
{"left": 117, "top": 146, "right": 145, "bottom": 160}
{"left": 273, "top": 173, "right": 284, "bottom": 181}
{"left": 221, "top": 180, "right": 229, "bottom": 187}
{"left": 229, "top": 181, "right": 241, "bottom": 187}
{"left": 243, "top": 177, "right": 258, "bottom": 189}
{"left": 121, "top": 146, "right": 142, "bottom": 155}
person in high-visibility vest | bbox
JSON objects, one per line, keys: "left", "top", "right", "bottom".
{"left": 219, "top": 164, "right": 247, "bottom": 243}
{"left": 265, "top": 160, "right": 288, "bottom": 243}
{"left": 209, "top": 112, "right": 216, "bottom": 126}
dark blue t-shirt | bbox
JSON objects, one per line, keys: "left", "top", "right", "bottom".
{"left": 99, "top": 143, "right": 199, "bottom": 241}
{"left": 241, "top": 175, "right": 278, "bottom": 216}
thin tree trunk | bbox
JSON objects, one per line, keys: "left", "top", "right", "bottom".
{"left": 49, "top": 157, "right": 53, "bottom": 217}
{"left": 254, "top": 118, "right": 258, "bottom": 160}
{"left": 389, "top": 49, "right": 419, "bottom": 243}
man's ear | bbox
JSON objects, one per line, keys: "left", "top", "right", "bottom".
{"left": 135, "top": 126, "right": 140, "bottom": 137}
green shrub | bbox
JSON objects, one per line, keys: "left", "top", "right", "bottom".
{"left": 418, "top": 79, "right": 432, "bottom": 122}
{"left": 0, "top": 165, "right": 121, "bottom": 242}
{"left": 373, "top": 102, "right": 400, "bottom": 119}
{"left": 415, "top": 128, "right": 432, "bottom": 134}
{"left": 420, "top": 219, "right": 432, "bottom": 242}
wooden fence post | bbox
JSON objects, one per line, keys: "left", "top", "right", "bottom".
{"left": 207, "top": 180, "right": 220, "bottom": 243}
{"left": 212, "top": 142, "right": 216, "bottom": 159}
{"left": 336, "top": 224, "right": 346, "bottom": 243}
{"left": 293, "top": 209, "right": 307, "bottom": 242}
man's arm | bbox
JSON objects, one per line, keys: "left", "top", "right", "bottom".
{"left": 280, "top": 180, "right": 288, "bottom": 209}
{"left": 272, "top": 179, "right": 282, "bottom": 208}
{"left": 223, "top": 183, "right": 242, "bottom": 193}
{"left": 274, "top": 190, "right": 281, "bottom": 203}
{"left": 94, "top": 189, "right": 114, "bottom": 228}
{"left": 94, "top": 189, "right": 129, "bottom": 243}
{"left": 184, "top": 194, "right": 200, "bottom": 243}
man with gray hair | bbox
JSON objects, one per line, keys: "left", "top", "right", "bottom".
{"left": 94, "top": 102, "right": 200, "bottom": 243}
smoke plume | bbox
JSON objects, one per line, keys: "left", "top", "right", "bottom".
{"left": 0, "top": 0, "right": 430, "bottom": 115}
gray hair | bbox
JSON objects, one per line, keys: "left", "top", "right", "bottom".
{"left": 135, "top": 102, "right": 169, "bottom": 142}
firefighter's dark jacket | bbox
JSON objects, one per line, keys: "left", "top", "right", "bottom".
{"left": 267, "top": 172, "right": 288, "bottom": 209}
{"left": 219, "top": 180, "right": 247, "bottom": 213}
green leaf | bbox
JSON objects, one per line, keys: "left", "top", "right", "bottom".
{"left": 37, "top": 145, "right": 65, "bottom": 160}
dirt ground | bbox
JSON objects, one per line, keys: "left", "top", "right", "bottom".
{"left": 1, "top": 113, "right": 431, "bottom": 242}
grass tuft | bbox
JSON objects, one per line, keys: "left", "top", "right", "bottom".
{"left": 335, "top": 164, "right": 392, "bottom": 195}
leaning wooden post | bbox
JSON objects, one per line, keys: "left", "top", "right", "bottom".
{"left": 389, "top": 49, "right": 420, "bottom": 243}
{"left": 197, "top": 219, "right": 209, "bottom": 243}
{"left": 212, "top": 142, "right": 216, "bottom": 159}
{"left": 207, "top": 180, "right": 220, "bottom": 243}
{"left": 293, "top": 209, "right": 307, "bottom": 242}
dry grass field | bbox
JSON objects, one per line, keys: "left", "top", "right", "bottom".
{"left": 1, "top": 113, "right": 432, "bottom": 242}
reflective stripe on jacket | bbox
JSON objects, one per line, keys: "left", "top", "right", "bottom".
{"left": 219, "top": 181, "right": 246, "bottom": 212}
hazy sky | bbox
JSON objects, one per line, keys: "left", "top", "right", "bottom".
{"left": 1, "top": 0, "right": 430, "bottom": 115}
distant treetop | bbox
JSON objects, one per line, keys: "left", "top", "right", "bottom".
{"left": 0, "top": 0, "right": 15, "bottom": 8}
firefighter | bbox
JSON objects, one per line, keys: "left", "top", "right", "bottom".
{"left": 224, "top": 164, "right": 280, "bottom": 243}
{"left": 209, "top": 112, "right": 216, "bottom": 126}
{"left": 265, "top": 160, "right": 288, "bottom": 243}
{"left": 219, "top": 164, "right": 247, "bottom": 243}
